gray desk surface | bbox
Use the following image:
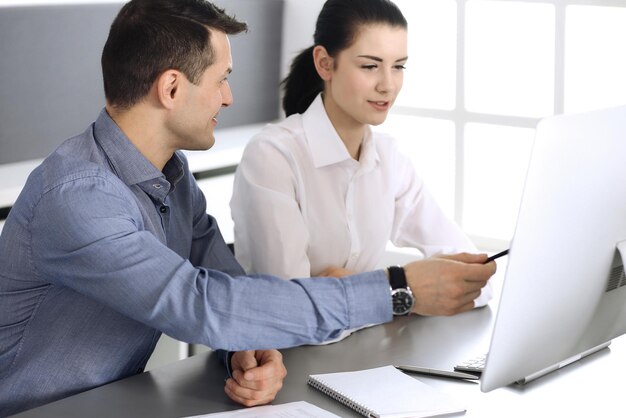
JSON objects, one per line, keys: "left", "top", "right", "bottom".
{"left": 13, "top": 296, "right": 626, "bottom": 418}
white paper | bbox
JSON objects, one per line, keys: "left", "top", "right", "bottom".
{"left": 182, "top": 401, "right": 340, "bottom": 418}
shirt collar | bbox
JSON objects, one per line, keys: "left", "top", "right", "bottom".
{"left": 92, "top": 109, "right": 184, "bottom": 199}
{"left": 302, "top": 94, "right": 380, "bottom": 171}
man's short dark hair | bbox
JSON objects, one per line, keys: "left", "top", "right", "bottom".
{"left": 102, "top": 0, "right": 247, "bottom": 109}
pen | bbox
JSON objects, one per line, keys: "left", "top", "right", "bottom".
{"left": 395, "top": 365, "right": 479, "bottom": 380}
{"left": 484, "top": 249, "right": 509, "bottom": 264}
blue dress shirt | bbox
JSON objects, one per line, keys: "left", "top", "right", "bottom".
{"left": 0, "top": 110, "right": 392, "bottom": 415}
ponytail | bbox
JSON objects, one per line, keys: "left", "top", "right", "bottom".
{"left": 281, "top": 46, "right": 324, "bottom": 117}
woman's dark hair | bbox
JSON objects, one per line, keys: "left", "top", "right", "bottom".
{"left": 282, "top": 0, "right": 407, "bottom": 117}
{"left": 102, "top": 0, "right": 247, "bottom": 109}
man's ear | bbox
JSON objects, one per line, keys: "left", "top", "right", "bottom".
{"left": 156, "top": 70, "right": 182, "bottom": 109}
{"left": 313, "top": 45, "right": 333, "bottom": 81}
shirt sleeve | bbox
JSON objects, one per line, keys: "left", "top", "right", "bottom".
{"left": 389, "top": 150, "right": 475, "bottom": 255}
{"left": 230, "top": 135, "right": 312, "bottom": 278}
{"left": 217, "top": 350, "right": 234, "bottom": 377}
{"left": 388, "top": 145, "right": 493, "bottom": 307}
{"left": 29, "top": 172, "right": 392, "bottom": 350}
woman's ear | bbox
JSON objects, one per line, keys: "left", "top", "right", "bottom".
{"left": 155, "top": 69, "right": 182, "bottom": 110}
{"left": 313, "top": 45, "right": 333, "bottom": 81}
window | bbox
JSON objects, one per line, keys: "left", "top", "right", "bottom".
{"left": 381, "top": 0, "right": 626, "bottom": 250}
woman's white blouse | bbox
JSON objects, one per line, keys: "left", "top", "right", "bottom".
{"left": 231, "top": 95, "right": 491, "bottom": 307}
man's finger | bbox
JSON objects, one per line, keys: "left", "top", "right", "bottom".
{"left": 463, "top": 262, "right": 497, "bottom": 282}
{"left": 438, "top": 252, "right": 489, "bottom": 264}
{"left": 242, "top": 359, "right": 282, "bottom": 382}
{"left": 224, "top": 379, "right": 276, "bottom": 407}
{"left": 233, "top": 350, "right": 258, "bottom": 371}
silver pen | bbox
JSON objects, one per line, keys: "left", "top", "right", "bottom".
{"left": 395, "top": 365, "right": 479, "bottom": 380}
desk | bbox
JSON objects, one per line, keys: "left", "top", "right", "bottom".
{"left": 13, "top": 299, "right": 626, "bottom": 418}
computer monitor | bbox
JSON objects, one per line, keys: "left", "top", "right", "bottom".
{"left": 481, "top": 104, "right": 626, "bottom": 392}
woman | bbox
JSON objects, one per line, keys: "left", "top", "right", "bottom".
{"left": 230, "top": 0, "right": 491, "bottom": 307}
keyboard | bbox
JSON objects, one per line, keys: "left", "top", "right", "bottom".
{"left": 454, "top": 353, "right": 487, "bottom": 374}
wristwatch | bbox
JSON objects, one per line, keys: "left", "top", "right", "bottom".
{"left": 388, "top": 265, "right": 415, "bottom": 316}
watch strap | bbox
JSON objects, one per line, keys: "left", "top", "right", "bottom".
{"left": 388, "top": 265, "right": 407, "bottom": 290}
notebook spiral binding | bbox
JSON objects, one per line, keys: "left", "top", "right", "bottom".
{"left": 307, "top": 376, "right": 373, "bottom": 417}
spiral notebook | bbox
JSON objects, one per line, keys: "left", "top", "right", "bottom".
{"left": 308, "top": 365, "right": 465, "bottom": 418}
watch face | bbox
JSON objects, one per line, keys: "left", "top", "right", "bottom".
{"left": 392, "top": 288, "right": 415, "bottom": 316}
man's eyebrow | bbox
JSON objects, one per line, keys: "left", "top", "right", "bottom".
{"left": 357, "top": 55, "right": 409, "bottom": 63}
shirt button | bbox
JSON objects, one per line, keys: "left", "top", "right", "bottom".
{"left": 160, "top": 206, "right": 167, "bottom": 213}
{"left": 153, "top": 184, "right": 162, "bottom": 189}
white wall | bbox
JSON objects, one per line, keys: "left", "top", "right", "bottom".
{"left": 280, "top": 0, "right": 324, "bottom": 80}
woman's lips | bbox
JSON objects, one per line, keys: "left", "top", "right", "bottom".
{"left": 368, "top": 100, "right": 390, "bottom": 111}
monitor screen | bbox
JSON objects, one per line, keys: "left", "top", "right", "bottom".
{"left": 481, "top": 104, "right": 626, "bottom": 392}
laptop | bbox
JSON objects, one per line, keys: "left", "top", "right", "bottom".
{"left": 475, "top": 104, "right": 626, "bottom": 392}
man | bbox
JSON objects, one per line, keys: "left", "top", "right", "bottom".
{"left": 0, "top": 0, "right": 495, "bottom": 415}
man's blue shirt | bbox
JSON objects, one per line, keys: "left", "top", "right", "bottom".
{"left": 0, "top": 110, "right": 391, "bottom": 415}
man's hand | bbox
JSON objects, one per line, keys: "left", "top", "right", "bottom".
{"left": 404, "top": 252, "right": 496, "bottom": 316}
{"left": 224, "top": 350, "right": 287, "bottom": 407}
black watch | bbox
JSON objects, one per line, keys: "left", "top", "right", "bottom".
{"left": 388, "top": 265, "right": 415, "bottom": 316}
